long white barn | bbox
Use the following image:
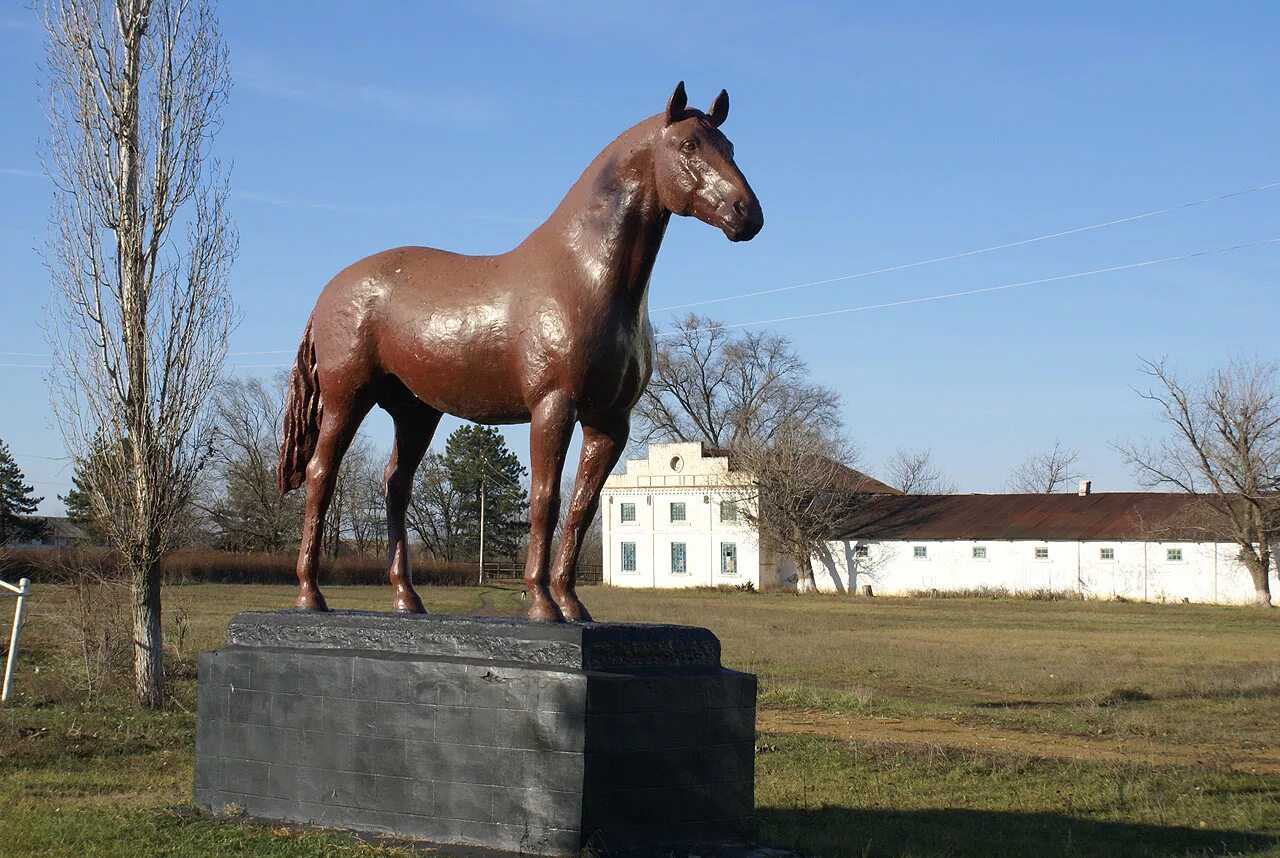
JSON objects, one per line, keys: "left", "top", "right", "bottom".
{"left": 600, "top": 443, "right": 1274, "bottom": 605}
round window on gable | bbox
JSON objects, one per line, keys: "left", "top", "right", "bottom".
{"left": 670, "top": 455, "right": 683, "bottom": 472}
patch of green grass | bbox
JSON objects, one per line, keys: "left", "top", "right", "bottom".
{"left": 755, "top": 733, "right": 1280, "bottom": 857}
{"left": 3, "top": 582, "right": 1279, "bottom": 855}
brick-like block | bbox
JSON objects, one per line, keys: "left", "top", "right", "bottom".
{"left": 194, "top": 611, "right": 755, "bottom": 855}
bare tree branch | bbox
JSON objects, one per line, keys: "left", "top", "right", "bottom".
{"left": 41, "top": 0, "right": 237, "bottom": 705}
{"left": 1006, "top": 440, "right": 1082, "bottom": 493}
{"left": 1116, "top": 355, "right": 1279, "bottom": 606}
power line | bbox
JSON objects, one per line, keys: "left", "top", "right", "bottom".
{"left": 654, "top": 179, "right": 1280, "bottom": 313}
{"left": 659, "top": 236, "right": 1280, "bottom": 337}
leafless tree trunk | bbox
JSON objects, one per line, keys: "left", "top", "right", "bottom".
{"left": 635, "top": 314, "right": 841, "bottom": 450}
{"left": 884, "top": 447, "right": 957, "bottom": 494}
{"left": 1117, "top": 356, "right": 1279, "bottom": 607}
{"left": 1006, "top": 440, "right": 1082, "bottom": 493}
{"left": 731, "top": 421, "right": 869, "bottom": 595}
{"left": 42, "top": 0, "right": 236, "bottom": 705}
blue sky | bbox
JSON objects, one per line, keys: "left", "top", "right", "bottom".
{"left": 2, "top": 1, "right": 1278, "bottom": 513}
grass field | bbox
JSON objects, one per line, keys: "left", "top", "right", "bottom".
{"left": 1, "top": 582, "right": 1277, "bottom": 857}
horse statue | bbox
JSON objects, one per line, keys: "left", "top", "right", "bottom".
{"left": 278, "top": 82, "right": 763, "bottom": 622}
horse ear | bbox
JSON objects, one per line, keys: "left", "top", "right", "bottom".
{"left": 707, "top": 89, "right": 729, "bottom": 127}
{"left": 666, "top": 81, "right": 687, "bottom": 124}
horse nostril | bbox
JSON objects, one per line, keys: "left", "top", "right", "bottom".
{"left": 732, "top": 198, "right": 749, "bottom": 218}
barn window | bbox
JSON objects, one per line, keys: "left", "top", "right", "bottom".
{"left": 855, "top": 545, "right": 870, "bottom": 559}
{"left": 1034, "top": 547, "right": 1049, "bottom": 560}
{"left": 719, "top": 501, "right": 738, "bottom": 523}
{"left": 972, "top": 546, "right": 987, "bottom": 560}
{"left": 1167, "top": 547, "right": 1184, "bottom": 562}
{"left": 620, "top": 542, "right": 636, "bottom": 573}
{"left": 1100, "top": 547, "right": 1115, "bottom": 561}
{"left": 671, "top": 542, "right": 688, "bottom": 574}
{"left": 620, "top": 502, "right": 636, "bottom": 523}
{"left": 721, "top": 542, "right": 738, "bottom": 574}
{"left": 913, "top": 546, "right": 928, "bottom": 560}
{"left": 670, "top": 502, "right": 686, "bottom": 523}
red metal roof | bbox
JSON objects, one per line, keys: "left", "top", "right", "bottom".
{"left": 833, "top": 492, "right": 1214, "bottom": 542}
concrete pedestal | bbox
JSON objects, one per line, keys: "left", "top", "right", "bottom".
{"left": 193, "top": 611, "right": 756, "bottom": 855}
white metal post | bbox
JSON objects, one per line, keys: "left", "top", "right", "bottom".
{"left": 478, "top": 478, "right": 486, "bottom": 586}
{"left": 2, "top": 577, "right": 31, "bottom": 705}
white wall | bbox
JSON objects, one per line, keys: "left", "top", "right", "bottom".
{"left": 601, "top": 442, "right": 760, "bottom": 589}
{"left": 602, "top": 490, "right": 759, "bottom": 589}
{"left": 788, "top": 538, "right": 1267, "bottom": 604}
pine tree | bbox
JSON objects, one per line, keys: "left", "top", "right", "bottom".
{"left": 0, "top": 439, "right": 45, "bottom": 544}
{"left": 444, "top": 426, "right": 529, "bottom": 561}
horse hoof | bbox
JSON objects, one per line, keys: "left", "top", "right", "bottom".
{"left": 393, "top": 594, "right": 428, "bottom": 614}
{"left": 557, "top": 599, "right": 593, "bottom": 623}
{"left": 527, "top": 598, "right": 566, "bottom": 623}
{"left": 294, "top": 591, "right": 329, "bottom": 612}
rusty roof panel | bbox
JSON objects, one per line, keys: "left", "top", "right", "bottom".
{"left": 833, "top": 493, "right": 1215, "bottom": 542}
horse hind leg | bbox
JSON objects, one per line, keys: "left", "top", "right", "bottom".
{"left": 382, "top": 396, "right": 442, "bottom": 613}
{"left": 294, "top": 390, "right": 373, "bottom": 611}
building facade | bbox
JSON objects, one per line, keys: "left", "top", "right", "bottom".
{"left": 601, "top": 442, "right": 772, "bottom": 590}
{"left": 603, "top": 445, "right": 1275, "bottom": 605}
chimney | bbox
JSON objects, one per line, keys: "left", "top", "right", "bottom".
{"left": 1078, "top": 479, "right": 1092, "bottom": 496}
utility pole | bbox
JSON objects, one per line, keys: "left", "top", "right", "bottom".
{"left": 478, "top": 477, "right": 486, "bottom": 585}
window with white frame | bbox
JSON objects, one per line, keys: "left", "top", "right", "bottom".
{"left": 671, "top": 542, "right": 687, "bottom": 574}
{"left": 1166, "top": 547, "right": 1184, "bottom": 562}
{"left": 1034, "top": 546, "right": 1049, "bottom": 560}
{"left": 1100, "top": 547, "right": 1115, "bottom": 561}
{"left": 619, "top": 502, "right": 636, "bottom": 523}
{"left": 719, "top": 500, "right": 738, "bottom": 523}
{"left": 854, "top": 544, "right": 870, "bottom": 559}
{"left": 670, "top": 502, "right": 686, "bottom": 523}
{"left": 620, "top": 542, "right": 636, "bottom": 573}
{"left": 720, "top": 542, "right": 737, "bottom": 575}
{"left": 972, "top": 545, "right": 987, "bottom": 560}
{"left": 913, "top": 545, "right": 928, "bottom": 560}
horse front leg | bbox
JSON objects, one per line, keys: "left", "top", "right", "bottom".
{"left": 551, "top": 415, "right": 629, "bottom": 622}
{"left": 524, "top": 392, "right": 577, "bottom": 623}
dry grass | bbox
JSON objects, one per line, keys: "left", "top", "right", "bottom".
{"left": 2, "top": 582, "right": 1278, "bottom": 856}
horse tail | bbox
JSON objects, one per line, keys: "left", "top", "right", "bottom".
{"left": 278, "top": 319, "right": 322, "bottom": 493}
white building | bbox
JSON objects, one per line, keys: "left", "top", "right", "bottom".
{"left": 601, "top": 443, "right": 1275, "bottom": 605}
{"left": 601, "top": 442, "right": 766, "bottom": 590}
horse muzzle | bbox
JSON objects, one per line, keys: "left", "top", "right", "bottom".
{"left": 719, "top": 195, "right": 764, "bottom": 242}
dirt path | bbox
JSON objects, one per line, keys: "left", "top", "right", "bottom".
{"left": 758, "top": 709, "right": 1280, "bottom": 775}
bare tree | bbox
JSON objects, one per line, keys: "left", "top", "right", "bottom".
{"left": 1006, "top": 440, "right": 1082, "bottom": 493}
{"left": 321, "top": 434, "right": 384, "bottom": 558}
{"left": 635, "top": 314, "right": 841, "bottom": 449}
{"left": 731, "top": 421, "right": 869, "bottom": 594}
{"left": 206, "top": 376, "right": 301, "bottom": 553}
{"left": 42, "top": 0, "right": 236, "bottom": 705}
{"left": 407, "top": 452, "right": 465, "bottom": 562}
{"left": 1117, "top": 356, "right": 1279, "bottom": 607}
{"left": 884, "top": 447, "right": 957, "bottom": 494}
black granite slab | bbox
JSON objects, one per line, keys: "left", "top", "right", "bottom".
{"left": 224, "top": 610, "right": 721, "bottom": 671}
{"left": 195, "top": 611, "right": 756, "bottom": 856}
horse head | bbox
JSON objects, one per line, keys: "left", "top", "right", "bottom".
{"left": 653, "top": 81, "right": 764, "bottom": 243}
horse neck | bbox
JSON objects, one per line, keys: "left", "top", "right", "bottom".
{"left": 522, "top": 121, "right": 670, "bottom": 307}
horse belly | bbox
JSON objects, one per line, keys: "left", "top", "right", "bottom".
{"left": 381, "top": 306, "right": 531, "bottom": 424}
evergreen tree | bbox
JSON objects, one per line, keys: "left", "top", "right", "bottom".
{"left": 60, "top": 464, "right": 98, "bottom": 541}
{"left": 444, "top": 426, "right": 528, "bottom": 561}
{"left": 0, "top": 439, "right": 45, "bottom": 544}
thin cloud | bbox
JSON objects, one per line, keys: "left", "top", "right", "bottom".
{"left": 235, "top": 57, "right": 503, "bottom": 128}
{"left": 0, "top": 167, "right": 45, "bottom": 179}
{"left": 233, "top": 190, "right": 409, "bottom": 215}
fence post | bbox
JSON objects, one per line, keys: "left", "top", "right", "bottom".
{"left": 2, "top": 577, "right": 31, "bottom": 705}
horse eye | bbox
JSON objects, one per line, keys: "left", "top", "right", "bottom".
{"left": 680, "top": 138, "right": 698, "bottom": 153}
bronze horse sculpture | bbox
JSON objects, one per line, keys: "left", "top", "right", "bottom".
{"left": 278, "top": 82, "right": 763, "bottom": 622}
